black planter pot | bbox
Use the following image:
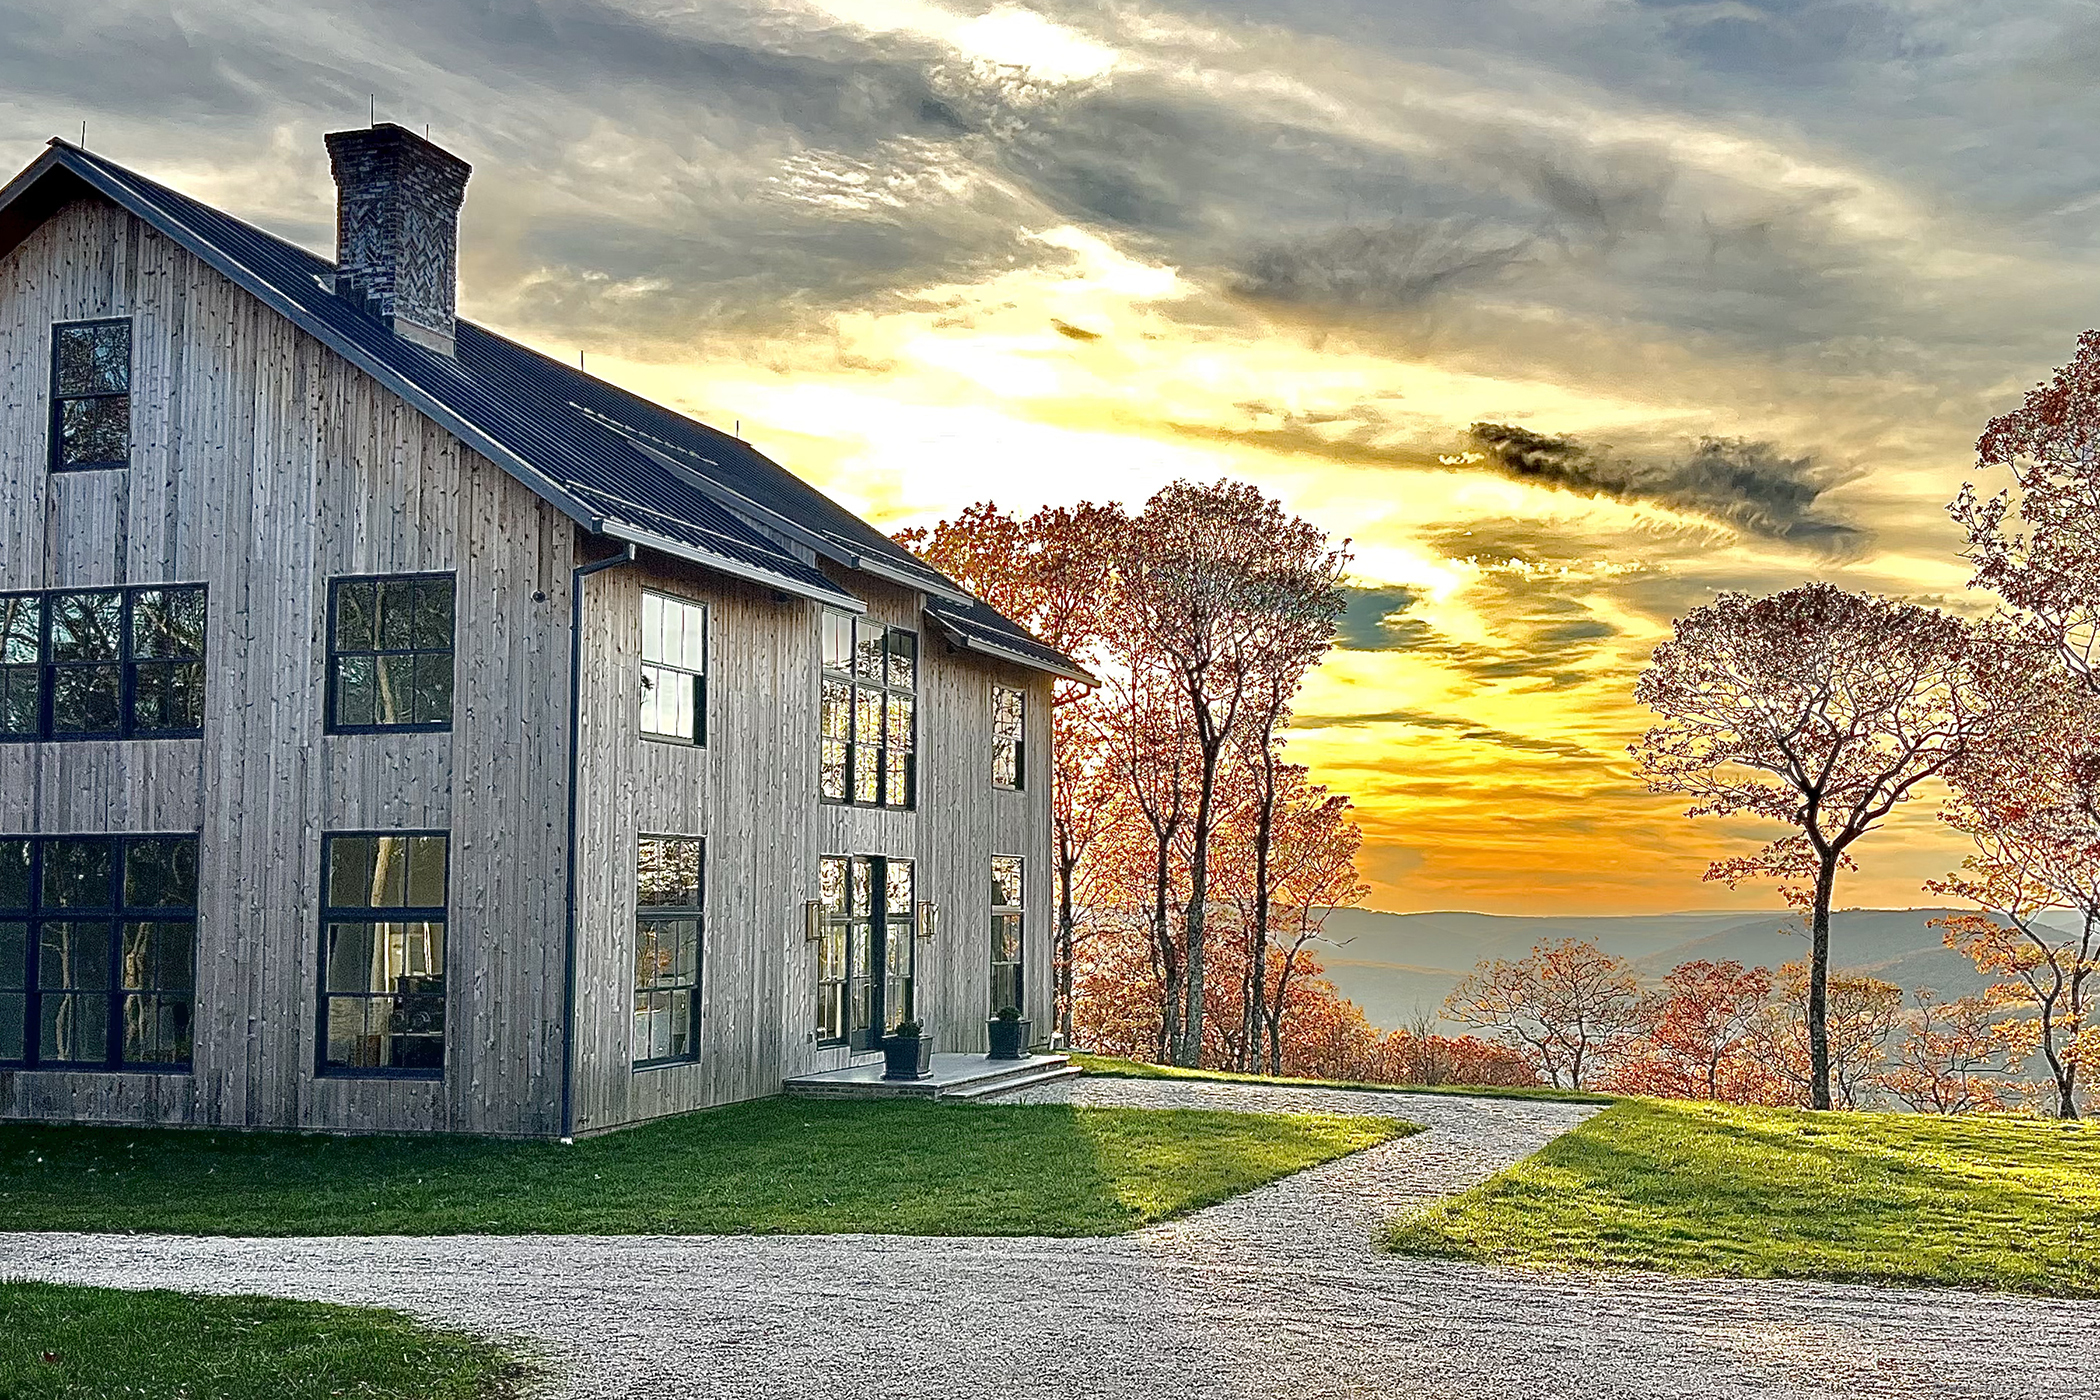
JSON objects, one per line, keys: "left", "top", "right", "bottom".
{"left": 881, "top": 1033, "right": 934, "bottom": 1081}
{"left": 986, "top": 1017, "right": 1032, "bottom": 1060}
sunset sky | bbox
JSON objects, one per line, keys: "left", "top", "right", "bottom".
{"left": 10, "top": 1, "right": 2100, "bottom": 914}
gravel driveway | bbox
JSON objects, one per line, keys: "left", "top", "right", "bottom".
{"left": 1, "top": 1078, "right": 2091, "bottom": 1399}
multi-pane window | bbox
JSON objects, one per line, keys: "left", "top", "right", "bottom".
{"left": 50, "top": 320, "right": 131, "bottom": 471}
{"left": 990, "top": 856, "right": 1024, "bottom": 1017}
{"left": 640, "top": 592, "right": 707, "bottom": 745}
{"left": 819, "top": 613, "right": 915, "bottom": 807}
{"left": 635, "top": 836, "right": 703, "bottom": 1067}
{"left": 815, "top": 854, "right": 914, "bottom": 1049}
{"left": 319, "top": 833, "right": 448, "bottom": 1076}
{"left": 0, "top": 834, "right": 198, "bottom": 1071}
{"left": 992, "top": 685, "right": 1025, "bottom": 790}
{"left": 0, "top": 586, "right": 206, "bottom": 741}
{"left": 327, "top": 575, "right": 455, "bottom": 732}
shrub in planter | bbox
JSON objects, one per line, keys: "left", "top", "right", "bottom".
{"left": 986, "top": 1006, "right": 1032, "bottom": 1061}
{"left": 882, "top": 1020, "right": 934, "bottom": 1080}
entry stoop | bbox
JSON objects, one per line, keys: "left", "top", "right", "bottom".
{"left": 784, "top": 1053, "right": 1079, "bottom": 1102}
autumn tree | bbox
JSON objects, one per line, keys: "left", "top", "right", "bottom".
{"left": 1881, "top": 989, "right": 2031, "bottom": 1115}
{"left": 1444, "top": 939, "right": 1644, "bottom": 1090}
{"left": 1609, "top": 960, "right": 1773, "bottom": 1102}
{"left": 1747, "top": 960, "right": 1903, "bottom": 1109}
{"left": 1631, "top": 584, "right": 2035, "bottom": 1109}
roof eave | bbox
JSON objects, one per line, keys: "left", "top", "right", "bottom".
{"left": 598, "top": 521, "right": 865, "bottom": 612}
{"left": 927, "top": 613, "right": 1097, "bottom": 687}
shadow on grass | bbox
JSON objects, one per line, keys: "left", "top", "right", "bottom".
{"left": 0, "top": 1097, "right": 1399, "bottom": 1238}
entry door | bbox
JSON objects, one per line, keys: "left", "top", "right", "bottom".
{"left": 843, "top": 855, "right": 915, "bottom": 1051}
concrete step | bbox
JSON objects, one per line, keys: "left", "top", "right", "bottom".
{"left": 941, "top": 1063, "right": 1083, "bottom": 1101}
{"left": 783, "top": 1052, "right": 1071, "bottom": 1101}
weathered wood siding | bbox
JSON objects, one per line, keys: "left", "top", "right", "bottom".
{"left": 0, "top": 197, "right": 577, "bottom": 1136}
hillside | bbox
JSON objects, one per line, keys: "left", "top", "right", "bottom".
{"left": 1312, "top": 907, "right": 1997, "bottom": 1031}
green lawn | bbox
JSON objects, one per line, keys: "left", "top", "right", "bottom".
{"left": 1389, "top": 1098, "right": 2100, "bottom": 1296}
{"left": 0, "top": 1096, "right": 1401, "bottom": 1237}
{"left": 0, "top": 1281, "right": 527, "bottom": 1400}
{"left": 1070, "top": 1052, "right": 1615, "bottom": 1104}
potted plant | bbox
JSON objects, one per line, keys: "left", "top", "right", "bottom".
{"left": 881, "top": 1020, "right": 933, "bottom": 1080}
{"left": 986, "top": 1006, "right": 1032, "bottom": 1060}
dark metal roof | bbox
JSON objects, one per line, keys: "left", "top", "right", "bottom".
{"left": 0, "top": 138, "right": 1092, "bottom": 682}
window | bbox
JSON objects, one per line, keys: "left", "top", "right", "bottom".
{"left": 820, "top": 613, "right": 915, "bottom": 807}
{"left": 0, "top": 834, "right": 197, "bottom": 1071}
{"left": 635, "top": 836, "right": 703, "bottom": 1067}
{"left": 640, "top": 592, "right": 707, "bottom": 745}
{"left": 990, "top": 856, "right": 1024, "bottom": 1017}
{"left": 327, "top": 575, "right": 454, "bottom": 732}
{"left": 319, "top": 833, "right": 448, "bottom": 1076}
{"left": 992, "top": 685, "right": 1025, "bottom": 790}
{"left": 50, "top": 320, "right": 130, "bottom": 471}
{"left": 815, "top": 854, "right": 914, "bottom": 1049}
{"left": 0, "top": 585, "right": 206, "bottom": 742}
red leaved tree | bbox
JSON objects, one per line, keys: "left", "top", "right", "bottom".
{"left": 1608, "top": 960, "right": 1775, "bottom": 1101}
{"left": 1443, "top": 939, "right": 1644, "bottom": 1090}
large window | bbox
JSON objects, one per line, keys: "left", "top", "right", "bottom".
{"left": 635, "top": 835, "right": 703, "bottom": 1067}
{"left": 992, "top": 685, "right": 1025, "bottom": 790}
{"left": 820, "top": 614, "right": 915, "bottom": 807}
{"left": 0, "top": 586, "right": 206, "bottom": 741}
{"left": 815, "top": 854, "right": 914, "bottom": 1049}
{"left": 327, "top": 575, "right": 455, "bottom": 733}
{"left": 0, "top": 834, "right": 197, "bottom": 1071}
{"left": 319, "top": 833, "right": 448, "bottom": 1076}
{"left": 640, "top": 592, "right": 707, "bottom": 745}
{"left": 50, "top": 319, "right": 131, "bottom": 471}
{"left": 990, "top": 856, "right": 1024, "bottom": 1017}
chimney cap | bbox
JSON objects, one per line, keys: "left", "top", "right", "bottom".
{"left": 323, "top": 122, "right": 472, "bottom": 182}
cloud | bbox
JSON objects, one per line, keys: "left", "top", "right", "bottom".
{"left": 1294, "top": 705, "right": 1598, "bottom": 761}
{"left": 1332, "top": 585, "right": 1427, "bottom": 650}
{"left": 1235, "top": 219, "right": 1534, "bottom": 310}
{"left": 1460, "top": 422, "right": 1868, "bottom": 551}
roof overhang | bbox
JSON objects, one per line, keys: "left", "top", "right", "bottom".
{"left": 926, "top": 611, "right": 1097, "bottom": 687}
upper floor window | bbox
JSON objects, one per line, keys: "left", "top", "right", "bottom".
{"left": 634, "top": 835, "right": 704, "bottom": 1067}
{"left": 640, "top": 591, "right": 707, "bottom": 745}
{"left": 327, "top": 575, "right": 454, "bottom": 733}
{"left": 319, "top": 832, "right": 448, "bottom": 1076}
{"left": 820, "top": 613, "right": 915, "bottom": 808}
{"left": 51, "top": 320, "right": 131, "bottom": 472}
{"left": 0, "top": 585, "right": 206, "bottom": 742}
{"left": 0, "top": 833, "right": 198, "bottom": 1071}
{"left": 992, "top": 685, "right": 1025, "bottom": 790}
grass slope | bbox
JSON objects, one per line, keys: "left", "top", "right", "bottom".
{"left": 1390, "top": 1098, "right": 2100, "bottom": 1296}
{"left": 1071, "top": 1052, "right": 1615, "bottom": 1104}
{"left": 0, "top": 1281, "right": 525, "bottom": 1400}
{"left": 0, "top": 1097, "right": 1399, "bottom": 1237}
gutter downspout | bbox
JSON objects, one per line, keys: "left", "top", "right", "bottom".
{"left": 559, "top": 542, "right": 637, "bottom": 1142}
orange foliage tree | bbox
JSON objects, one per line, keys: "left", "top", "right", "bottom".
{"left": 1608, "top": 960, "right": 1776, "bottom": 1101}
{"left": 1881, "top": 989, "right": 2032, "bottom": 1115}
{"left": 1443, "top": 939, "right": 1645, "bottom": 1090}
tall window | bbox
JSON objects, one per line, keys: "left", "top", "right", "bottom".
{"left": 640, "top": 591, "right": 707, "bottom": 745}
{"left": 327, "top": 575, "right": 455, "bottom": 733}
{"left": 0, "top": 834, "right": 197, "bottom": 1071}
{"left": 815, "top": 854, "right": 914, "bottom": 1048}
{"left": 51, "top": 320, "right": 130, "bottom": 471}
{"left": 820, "top": 614, "right": 915, "bottom": 807}
{"left": 0, "top": 586, "right": 206, "bottom": 741}
{"left": 990, "top": 856, "right": 1024, "bottom": 1017}
{"left": 992, "top": 685, "right": 1025, "bottom": 790}
{"left": 319, "top": 833, "right": 448, "bottom": 1076}
{"left": 635, "top": 836, "right": 703, "bottom": 1067}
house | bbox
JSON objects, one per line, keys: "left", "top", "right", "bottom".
{"left": 0, "top": 124, "right": 1087, "bottom": 1137}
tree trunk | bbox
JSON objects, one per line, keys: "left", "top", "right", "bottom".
{"left": 1808, "top": 855, "right": 1838, "bottom": 1111}
{"left": 1244, "top": 748, "right": 1278, "bottom": 1075}
{"left": 1179, "top": 740, "right": 1224, "bottom": 1068}
{"left": 1151, "top": 830, "right": 1181, "bottom": 1063}
{"left": 1056, "top": 828, "right": 1077, "bottom": 1044}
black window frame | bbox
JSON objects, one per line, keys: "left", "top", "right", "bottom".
{"left": 325, "top": 573, "right": 457, "bottom": 735}
{"left": 633, "top": 834, "right": 705, "bottom": 1069}
{"left": 819, "top": 613, "right": 916, "bottom": 809}
{"left": 992, "top": 684, "right": 1026, "bottom": 791}
{"left": 315, "top": 830, "right": 450, "bottom": 1080}
{"left": 639, "top": 591, "right": 709, "bottom": 747}
{"left": 0, "top": 832, "right": 200, "bottom": 1074}
{"left": 814, "top": 853, "right": 915, "bottom": 1050}
{"left": 49, "top": 317, "right": 132, "bottom": 473}
{"left": 990, "top": 855, "right": 1024, "bottom": 1018}
{"left": 0, "top": 584, "right": 207, "bottom": 743}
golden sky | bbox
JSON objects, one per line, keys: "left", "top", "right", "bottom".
{"left": 14, "top": 0, "right": 2100, "bottom": 913}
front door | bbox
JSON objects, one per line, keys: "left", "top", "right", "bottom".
{"left": 821, "top": 854, "right": 916, "bottom": 1052}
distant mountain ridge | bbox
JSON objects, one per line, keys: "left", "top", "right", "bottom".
{"left": 1312, "top": 907, "right": 1996, "bottom": 1032}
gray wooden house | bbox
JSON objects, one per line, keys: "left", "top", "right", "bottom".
{"left": 0, "top": 125, "right": 1086, "bottom": 1137}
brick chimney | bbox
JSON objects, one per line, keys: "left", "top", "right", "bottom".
{"left": 324, "top": 123, "right": 471, "bottom": 356}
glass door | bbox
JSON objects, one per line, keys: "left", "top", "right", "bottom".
{"left": 824, "top": 854, "right": 915, "bottom": 1052}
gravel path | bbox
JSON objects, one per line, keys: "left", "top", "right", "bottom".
{"left": 1, "top": 1079, "right": 2091, "bottom": 1399}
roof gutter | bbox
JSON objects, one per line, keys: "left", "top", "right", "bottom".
{"left": 597, "top": 521, "right": 865, "bottom": 613}
{"left": 926, "top": 612, "right": 1098, "bottom": 687}
{"left": 559, "top": 542, "right": 636, "bottom": 1143}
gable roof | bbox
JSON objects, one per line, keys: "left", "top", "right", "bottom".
{"left": 0, "top": 138, "right": 1092, "bottom": 686}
